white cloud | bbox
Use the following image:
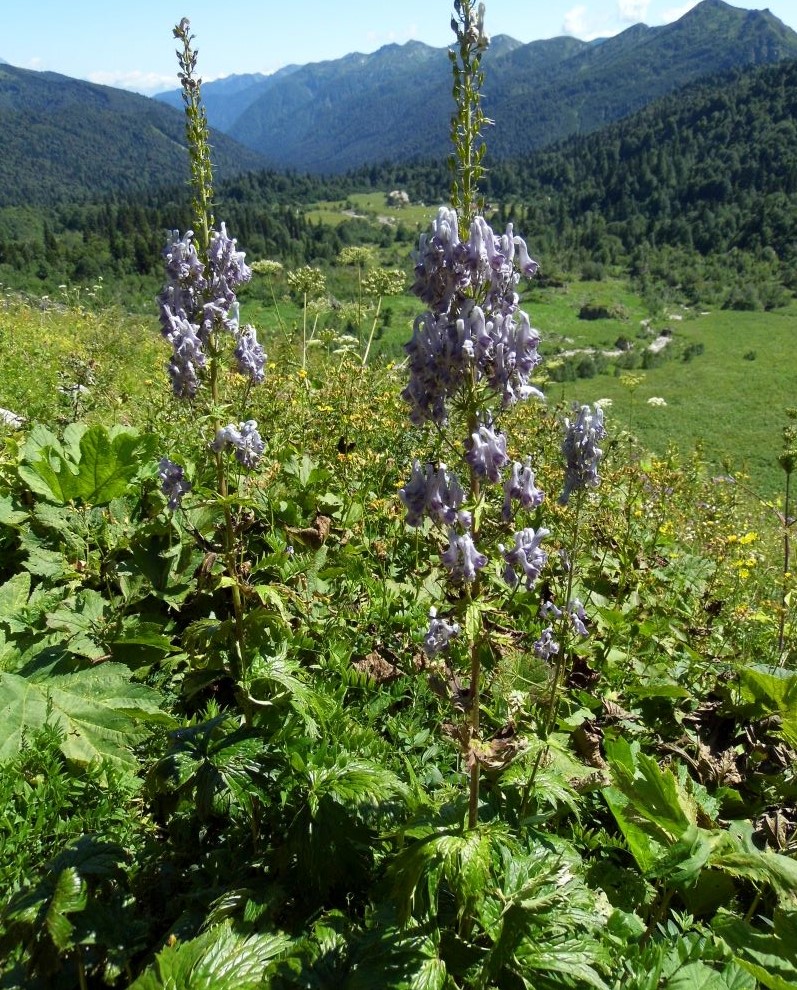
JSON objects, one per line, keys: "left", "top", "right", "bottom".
{"left": 562, "top": 5, "right": 617, "bottom": 40}
{"left": 660, "top": 1, "right": 700, "bottom": 24}
{"left": 563, "top": 5, "right": 590, "bottom": 36}
{"left": 86, "top": 69, "right": 179, "bottom": 96}
{"left": 617, "top": 0, "right": 650, "bottom": 22}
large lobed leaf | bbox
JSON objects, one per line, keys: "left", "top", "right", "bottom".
{"left": 0, "top": 661, "right": 171, "bottom": 768}
{"left": 18, "top": 423, "right": 156, "bottom": 506}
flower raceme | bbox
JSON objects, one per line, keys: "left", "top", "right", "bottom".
{"left": 403, "top": 208, "right": 543, "bottom": 426}
{"left": 212, "top": 420, "right": 265, "bottom": 469}
{"left": 559, "top": 403, "right": 607, "bottom": 505}
{"left": 158, "top": 458, "right": 191, "bottom": 510}
{"left": 159, "top": 224, "right": 266, "bottom": 396}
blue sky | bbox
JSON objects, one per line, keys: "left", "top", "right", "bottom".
{"left": 2, "top": 0, "right": 796, "bottom": 95}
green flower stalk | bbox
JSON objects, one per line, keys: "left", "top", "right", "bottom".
{"left": 160, "top": 18, "right": 268, "bottom": 694}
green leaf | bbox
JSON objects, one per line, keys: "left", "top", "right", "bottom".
{"left": 666, "top": 961, "right": 735, "bottom": 990}
{"left": 18, "top": 424, "right": 154, "bottom": 506}
{"left": 44, "top": 867, "right": 87, "bottom": 950}
{"left": 604, "top": 737, "right": 695, "bottom": 841}
{"left": 129, "top": 922, "right": 291, "bottom": 990}
{"left": 0, "top": 662, "right": 168, "bottom": 768}
{"left": 714, "top": 910, "right": 797, "bottom": 990}
{"left": 738, "top": 666, "right": 797, "bottom": 747}
{"left": 0, "top": 571, "right": 31, "bottom": 632}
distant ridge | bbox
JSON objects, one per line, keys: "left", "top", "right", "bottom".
{"left": 0, "top": 63, "right": 270, "bottom": 206}
{"left": 152, "top": 0, "right": 797, "bottom": 172}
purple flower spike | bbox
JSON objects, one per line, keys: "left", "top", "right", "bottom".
{"left": 502, "top": 458, "right": 545, "bottom": 522}
{"left": 423, "top": 607, "right": 460, "bottom": 656}
{"left": 441, "top": 528, "right": 487, "bottom": 584}
{"left": 212, "top": 419, "right": 265, "bottom": 469}
{"left": 234, "top": 325, "right": 266, "bottom": 383}
{"left": 568, "top": 599, "right": 589, "bottom": 637}
{"left": 534, "top": 627, "right": 560, "bottom": 662}
{"left": 560, "top": 403, "right": 607, "bottom": 505}
{"left": 158, "top": 457, "right": 191, "bottom": 510}
{"left": 499, "top": 526, "right": 549, "bottom": 590}
{"left": 466, "top": 422, "right": 508, "bottom": 483}
{"left": 399, "top": 461, "right": 471, "bottom": 529}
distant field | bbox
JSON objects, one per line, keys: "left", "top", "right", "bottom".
{"left": 528, "top": 284, "right": 797, "bottom": 497}
{"left": 304, "top": 191, "right": 441, "bottom": 229}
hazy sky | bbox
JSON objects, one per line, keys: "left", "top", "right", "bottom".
{"left": 2, "top": 0, "right": 796, "bottom": 95}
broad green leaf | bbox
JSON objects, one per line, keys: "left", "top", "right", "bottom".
{"left": 666, "top": 961, "right": 736, "bottom": 990}
{"left": 72, "top": 426, "right": 150, "bottom": 504}
{"left": 44, "top": 867, "right": 87, "bottom": 950}
{"left": 129, "top": 923, "right": 291, "bottom": 990}
{"left": 18, "top": 424, "right": 154, "bottom": 506}
{"left": 738, "top": 666, "right": 797, "bottom": 746}
{"left": 604, "top": 737, "right": 695, "bottom": 841}
{"left": 0, "top": 662, "right": 168, "bottom": 768}
{"left": 714, "top": 909, "right": 797, "bottom": 990}
{"left": 0, "top": 571, "right": 31, "bottom": 632}
{"left": 46, "top": 589, "right": 107, "bottom": 660}
{"left": 0, "top": 494, "right": 27, "bottom": 526}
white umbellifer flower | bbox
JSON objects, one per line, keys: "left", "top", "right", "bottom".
{"left": 647, "top": 396, "right": 667, "bottom": 407}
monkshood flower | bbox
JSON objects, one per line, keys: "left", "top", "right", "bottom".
{"left": 559, "top": 403, "right": 607, "bottom": 505}
{"left": 541, "top": 600, "right": 563, "bottom": 622}
{"left": 161, "top": 309, "right": 207, "bottom": 399}
{"left": 159, "top": 223, "right": 255, "bottom": 395}
{"left": 399, "top": 460, "right": 472, "bottom": 529}
{"left": 412, "top": 209, "right": 538, "bottom": 318}
{"left": 466, "top": 421, "right": 508, "bottom": 483}
{"left": 158, "top": 457, "right": 191, "bottom": 510}
{"left": 441, "top": 528, "right": 487, "bottom": 583}
{"left": 423, "top": 607, "right": 461, "bottom": 657}
{"left": 234, "top": 325, "right": 267, "bottom": 384}
{"left": 499, "top": 526, "right": 550, "bottom": 590}
{"left": 212, "top": 420, "right": 264, "bottom": 469}
{"left": 402, "top": 303, "right": 543, "bottom": 425}
{"left": 568, "top": 599, "right": 589, "bottom": 637}
{"left": 502, "top": 457, "right": 545, "bottom": 522}
{"left": 534, "top": 627, "right": 560, "bottom": 662}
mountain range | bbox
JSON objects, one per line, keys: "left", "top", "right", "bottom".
{"left": 155, "top": 0, "right": 797, "bottom": 173}
{"left": 0, "top": 64, "right": 269, "bottom": 206}
{"left": 1, "top": 0, "right": 797, "bottom": 207}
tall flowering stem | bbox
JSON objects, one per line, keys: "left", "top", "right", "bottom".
{"left": 173, "top": 19, "right": 214, "bottom": 259}
{"left": 448, "top": 1, "right": 490, "bottom": 233}
{"left": 160, "top": 20, "right": 268, "bottom": 693}
{"left": 401, "top": 1, "right": 544, "bottom": 830}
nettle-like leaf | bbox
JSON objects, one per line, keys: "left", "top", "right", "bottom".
{"left": 713, "top": 909, "right": 797, "bottom": 990}
{"left": 0, "top": 836, "right": 127, "bottom": 976}
{"left": 18, "top": 423, "right": 156, "bottom": 506}
{"left": 738, "top": 665, "right": 797, "bottom": 747}
{"left": 128, "top": 922, "right": 291, "bottom": 990}
{"left": 0, "top": 661, "right": 171, "bottom": 768}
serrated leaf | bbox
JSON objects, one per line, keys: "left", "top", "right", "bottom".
{"left": 738, "top": 666, "right": 797, "bottom": 747}
{"left": 44, "top": 867, "right": 88, "bottom": 950}
{"left": 19, "top": 424, "right": 153, "bottom": 506}
{"left": 0, "top": 494, "right": 27, "bottom": 526}
{"left": 0, "top": 571, "right": 31, "bottom": 631}
{"left": 0, "top": 662, "right": 167, "bottom": 768}
{"left": 666, "top": 961, "right": 733, "bottom": 990}
{"left": 128, "top": 923, "right": 291, "bottom": 990}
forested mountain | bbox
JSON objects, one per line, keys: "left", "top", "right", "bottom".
{"left": 153, "top": 0, "right": 797, "bottom": 173}
{"left": 0, "top": 64, "right": 269, "bottom": 206}
{"left": 485, "top": 57, "right": 797, "bottom": 288}
{"left": 154, "top": 65, "right": 301, "bottom": 132}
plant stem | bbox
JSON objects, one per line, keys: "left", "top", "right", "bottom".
{"left": 778, "top": 468, "right": 791, "bottom": 661}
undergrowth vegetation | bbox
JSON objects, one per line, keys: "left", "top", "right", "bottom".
{"left": 0, "top": 5, "right": 796, "bottom": 989}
